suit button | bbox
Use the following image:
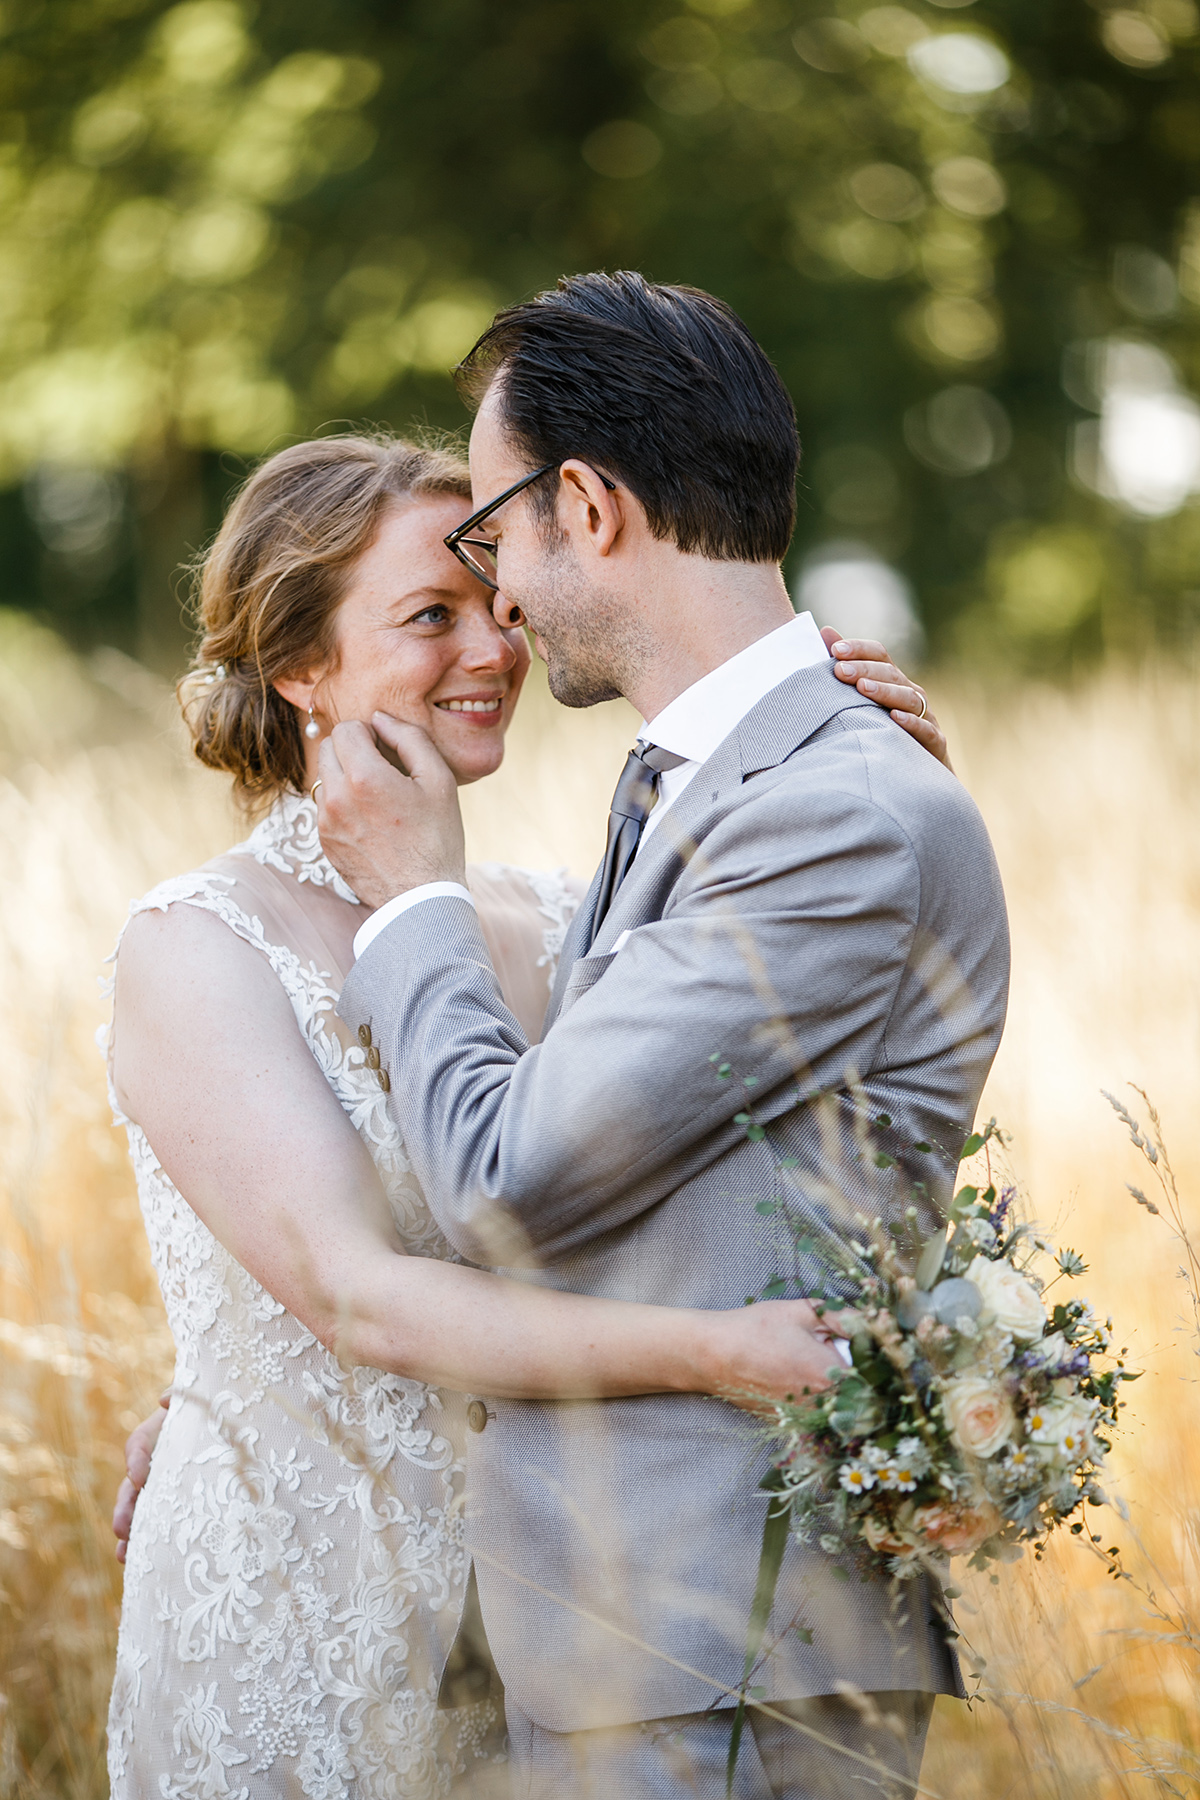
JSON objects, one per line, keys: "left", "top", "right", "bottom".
{"left": 466, "top": 1400, "right": 489, "bottom": 1434}
{"left": 358, "top": 1024, "right": 372, "bottom": 1047}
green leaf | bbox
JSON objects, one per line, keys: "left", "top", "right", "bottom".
{"left": 961, "top": 1134, "right": 986, "bottom": 1157}
{"left": 727, "top": 1493, "right": 791, "bottom": 1795}
{"left": 795, "top": 1627, "right": 814, "bottom": 1644}
{"left": 755, "top": 1201, "right": 777, "bottom": 1216}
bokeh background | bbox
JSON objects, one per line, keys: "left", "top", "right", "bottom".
{"left": 2, "top": 0, "right": 1200, "bottom": 1795}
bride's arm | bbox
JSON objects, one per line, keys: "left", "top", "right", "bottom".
{"left": 113, "top": 901, "right": 844, "bottom": 1402}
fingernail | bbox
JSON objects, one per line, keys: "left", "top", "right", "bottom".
{"left": 860, "top": 679, "right": 877, "bottom": 693}
{"left": 832, "top": 641, "right": 850, "bottom": 657}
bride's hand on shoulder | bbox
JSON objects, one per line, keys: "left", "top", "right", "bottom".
{"left": 819, "top": 627, "right": 951, "bottom": 771}
{"left": 707, "top": 1298, "right": 855, "bottom": 1414}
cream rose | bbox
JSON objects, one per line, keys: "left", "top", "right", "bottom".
{"left": 966, "top": 1256, "right": 1046, "bottom": 1341}
{"left": 942, "top": 1374, "right": 1016, "bottom": 1458}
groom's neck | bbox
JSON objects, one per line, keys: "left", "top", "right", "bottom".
{"left": 623, "top": 558, "right": 795, "bottom": 725}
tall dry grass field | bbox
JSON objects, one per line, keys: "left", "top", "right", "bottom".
{"left": 1, "top": 610, "right": 1197, "bottom": 1796}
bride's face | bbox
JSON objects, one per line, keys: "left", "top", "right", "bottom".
{"left": 297, "top": 494, "right": 530, "bottom": 787}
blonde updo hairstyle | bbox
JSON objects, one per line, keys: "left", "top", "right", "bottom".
{"left": 180, "top": 433, "right": 472, "bottom": 808}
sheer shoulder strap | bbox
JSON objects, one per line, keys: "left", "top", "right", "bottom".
{"left": 466, "top": 863, "right": 583, "bottom": 1045}
{"left": 101, "top": 865, "right": 342, "bottom": 1126}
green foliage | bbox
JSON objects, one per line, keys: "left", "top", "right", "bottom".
{"left": 4, "top": 0, "right": 1200, "bottom": 662}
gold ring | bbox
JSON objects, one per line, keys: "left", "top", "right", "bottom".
{"left": 309, "top": 779, "right": 323, "bottom": 803}
{"left": 916, "top": 693, "right": 928, "bottom": 721}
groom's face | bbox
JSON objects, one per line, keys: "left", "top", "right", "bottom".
{"left": 468, "top": 384, "right": 635, "bottom": 708}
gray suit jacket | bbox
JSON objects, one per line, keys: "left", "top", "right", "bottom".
{"left": 338, "top": 662, "right": 1010, "bottom": 1733}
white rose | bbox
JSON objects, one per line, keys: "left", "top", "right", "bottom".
{"left": 1037, "top": 1332, "right": 1070, "bottom": 1367}
{"left": 942, "top": 1375, "right": 1016, "bottom": 1459}
{"left": 1027, "top": 1396, "right": 1096, "bottom": 1453}
{"left": 967, "top": 1256, "right": 1046, "bottom": 1342}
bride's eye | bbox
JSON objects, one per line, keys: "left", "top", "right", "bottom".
{"left": 408, "top": 604, "right": 451, "bottom": 627}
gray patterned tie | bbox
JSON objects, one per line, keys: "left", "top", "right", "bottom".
{"left": 587, "top": 741, "right": 687, "bottom": 951}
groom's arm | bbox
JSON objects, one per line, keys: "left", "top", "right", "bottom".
{"left": 336, "top": 781, "right": 930, "bottom": 1266}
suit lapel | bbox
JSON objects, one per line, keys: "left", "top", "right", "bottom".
{"left": 734, "top": 656, "right": 876, "bottom": 780}
{"left": 543, "top": 661, "right": 880, "bottom": 1023}
{"left": 542, "top": 862, "right": 603, "bottom": 1032}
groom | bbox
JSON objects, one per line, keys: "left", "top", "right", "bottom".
{"left": 318, "top": 272, "right": 1010, "bottom": 1797}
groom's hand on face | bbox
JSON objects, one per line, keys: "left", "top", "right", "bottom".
{"left": 315, "top": 715, "right": 468, "bottom": 911}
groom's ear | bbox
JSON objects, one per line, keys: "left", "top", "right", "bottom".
{"left": 557, "top": 460, "right": 625, "bottom": 559}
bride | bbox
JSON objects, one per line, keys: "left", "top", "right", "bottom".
{"left": 105, "top": 431, "right": 948, "bottom": 1799}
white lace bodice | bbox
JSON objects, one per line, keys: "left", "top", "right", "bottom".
{"left": 105, "top": 795, "right": 579, "bottom": 1800}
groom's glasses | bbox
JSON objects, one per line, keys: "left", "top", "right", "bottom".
{"left": 444, "top": 462, "right": 616, "bottom": 592}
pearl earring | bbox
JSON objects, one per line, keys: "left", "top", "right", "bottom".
{"left": 304, "top": 704, "right": 321, "bottom": 741}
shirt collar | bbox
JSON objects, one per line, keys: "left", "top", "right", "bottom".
{"left": 640, "top": 611, "right": 830, "bottom": 766}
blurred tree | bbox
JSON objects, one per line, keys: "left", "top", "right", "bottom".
{"left": 1, "top": 0, "right": 1199, "bottom": 668}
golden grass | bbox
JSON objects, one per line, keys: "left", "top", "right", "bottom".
{"left": 1, "top": 612, "right": 1197, "bottom": 1796}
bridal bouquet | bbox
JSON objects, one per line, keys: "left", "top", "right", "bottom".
{"left": 758, "top": 1122, "right": 1134, "bottom": 1584}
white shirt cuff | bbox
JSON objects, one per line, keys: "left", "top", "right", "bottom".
{"left": 352, "top": 882, "right": 476, "bottom": 962}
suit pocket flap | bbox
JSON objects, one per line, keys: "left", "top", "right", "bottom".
{"left": 561, "top": 952, "right": 616, "bottom": 998}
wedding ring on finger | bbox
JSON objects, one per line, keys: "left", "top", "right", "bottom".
{"left": 916, "top": 693, "right": 928, "bottom": 721}
{"left": 310, "top": 779, "right": 323, "bottom": 804}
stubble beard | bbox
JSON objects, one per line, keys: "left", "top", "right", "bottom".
{"left": 518, "top": 544, "right": 649, "bottom": 711}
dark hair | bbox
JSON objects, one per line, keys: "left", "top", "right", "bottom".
{"left": 179, "top": 433, "right": 471, "bottom": 809}
{"left": 456, "top": 270, "right": 799, "bottom": 564}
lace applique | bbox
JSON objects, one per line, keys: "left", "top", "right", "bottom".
{"left": 236, "top": 790, "right": 361, "bottom": 906}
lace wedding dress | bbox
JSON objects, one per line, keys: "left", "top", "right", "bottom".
{"left": 104, "top": 793, "right": 578, "bottom": 1800}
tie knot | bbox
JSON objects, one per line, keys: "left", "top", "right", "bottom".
{"left": 637, "top": 740, "right": 688, "bottom": 776}
{"left": 610, "top": 742, "right": 687, "bottom": 825}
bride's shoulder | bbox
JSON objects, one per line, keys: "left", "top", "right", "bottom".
{"left": 114, "top": 847, "right": 273, "bottom": 971}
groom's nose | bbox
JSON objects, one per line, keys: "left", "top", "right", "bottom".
{"left": 492, "top": 590, "right": 525, "bottom": 629}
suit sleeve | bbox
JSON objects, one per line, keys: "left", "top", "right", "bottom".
{"left": 337, "top": 788, "right": 919, "bottom": 1265}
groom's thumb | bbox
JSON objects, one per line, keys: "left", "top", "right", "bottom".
{"left": 370, "top": 712, "right": 454, "bottom": 790}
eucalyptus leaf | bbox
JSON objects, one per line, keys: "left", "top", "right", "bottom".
{"left": 915, "top": 1227, "right": 949, "bottom": 1292}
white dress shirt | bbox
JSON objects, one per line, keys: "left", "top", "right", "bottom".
{"left": 636, "top": 609, "right": 828, "bottom": 848}
{"left": 352, "top": 610, "right": 830, "bottom": 962}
